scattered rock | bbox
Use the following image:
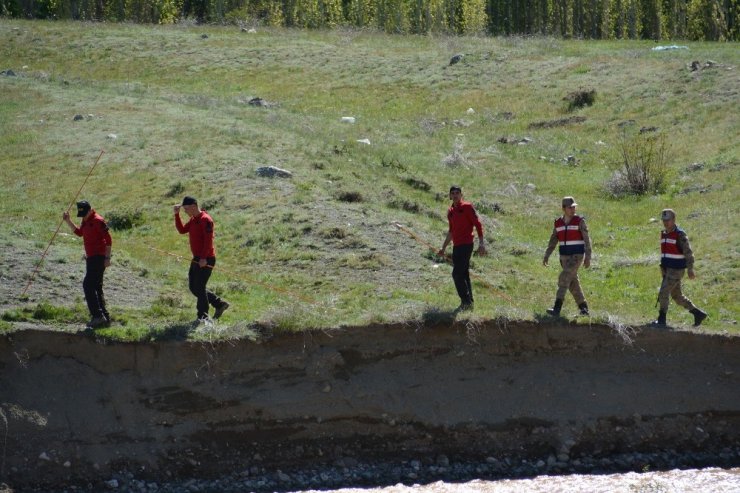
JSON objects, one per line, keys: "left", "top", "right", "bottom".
{"left": 256, "top": 166, "right": 293, "bottom": 178}
{"left": 466, "top": 108, "right": 475, "bottom": 114}
{"left": 651, "top": 45, "right": 688, "bottom": 51}
{"left": 38, "top": 452, "right": 51, "bottom": 461}
{"left": 341, "top": 116, "right": 356, "bottom": 124}
{"left": 107, "top": 133, "right": 117, "bottom": 140}
{"left": 201, "top": 34, "right": 208, "bottom": 39}
{"left": 73, "top": 114, "right": 84, "bottom": 121}
{"left": 449, "top": 54, "right": 464, "bottom": 65}
{"left": 105, "top": 479, "right": 119, "bottom": 488}
{"left": 452, "top": 119, "right": 472, "bottom": 127}
{"left": 497, "top": 136, "right": 532, "bottom": 145}
{"left": 245, "top": 97, "right": 276, "bottom": 108}
{"left": 1, "top": 69, "right": 16, "bottom": 76}
{"left": 241, "top": 27, "right": 257, "bottom": 33}
{"left": 617, "top": 119, "right": 636, "bottom": 128}
{"left": 639, "top": 126, "right": 659, "bottom": 134}
{"left": 686, "top": 162, "right": 704, "bottom": 172}
{"left": 690, "top": 60, "right": 701, "bottom": 71}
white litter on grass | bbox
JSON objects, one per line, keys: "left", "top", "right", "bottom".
{"left": 107, "top": 133, "right": 117, "bottom": 140}
{"left": 652, "top": 45, "right": 689, "bottom": 51}
{"left": 466, "top": 108, "right": 475, "bottom": 114}
{"left": 341, "top": 116, "right": 355, "bottom": 123}
{"left": 356, "top": 138, "right": 371, "bottom": 145}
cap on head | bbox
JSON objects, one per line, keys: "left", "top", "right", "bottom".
{"left": 449, "top": 185, "right": 462, "bottom": 194}
{"left": 182, "top": 196, "right": 198, "bottom": 206}
{"left": 561, "top": 196, "right": 577, "bottom": 208}
{"left": 76, "top": 200, "right": 91, "bottom": 218}
{"left": 661, "top": 209, "right": 676, "bottom": 221}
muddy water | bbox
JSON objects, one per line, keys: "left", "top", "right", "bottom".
{"left": 301, "top": 468, "right": 740, "bottom": 493}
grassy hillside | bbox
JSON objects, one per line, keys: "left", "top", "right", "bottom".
{"left": 1, "top": 20, "right": 738, "bottom": 338}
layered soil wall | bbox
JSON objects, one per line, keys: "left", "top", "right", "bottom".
{"left": 2, "top": 322, "right": 739, "bottom": 489}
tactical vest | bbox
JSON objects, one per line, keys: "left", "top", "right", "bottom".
{"left": 555, "top": 215, "right": 585, "bottom": 255}
{"left": 660, "top": 228, "right": 686, "bottom": 269}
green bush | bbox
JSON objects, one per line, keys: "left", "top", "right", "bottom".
{"left": 106, "top": 209, "right": 145, "bottom": 231}
{"left": 605, "top": 132, "right": 670, "bottom": 197}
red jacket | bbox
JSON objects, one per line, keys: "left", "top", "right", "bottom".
{"left": 447, "top": 201, "right": 483, "bottom": 246}
{"left": 74, "top": 210, "right": 112, "bottom": 257}
{"left": 175, "top": 210, "right": 216, "bottom": 259}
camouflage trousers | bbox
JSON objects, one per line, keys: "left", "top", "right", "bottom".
{"left": 556, "top": 254, "right": 586, "bottom": 304}
{"left": 658, "top": 267, "right": 696, "bottom": 313}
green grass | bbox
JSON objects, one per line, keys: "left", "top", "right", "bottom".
{"left": 0, "top": 20, "right": 737, "bottom": 339}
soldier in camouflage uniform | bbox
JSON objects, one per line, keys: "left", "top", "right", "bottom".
{"left": 543, "top": 197, "right": 592, "bottom": 316}
{"left": 652, "top": 208, "right": 707, "bottom": 327}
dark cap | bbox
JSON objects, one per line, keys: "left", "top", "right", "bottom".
{"left": 182, "top": 196, "right": 198, "bottom": 206}
{"left": 661, "top": 208, "right": 676, "bottom": 221}
{"left": 76, "top": 200, "right": 91, "bottom": 218}
{"left": 562, "top": 196, "right": 578, "bottom": 208}
{"left": 449, "top": 185, "right": 462, "bottom": 193}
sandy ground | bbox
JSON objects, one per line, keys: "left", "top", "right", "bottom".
{"left": 1, "top": 238, "right": 158, "bottom": 312}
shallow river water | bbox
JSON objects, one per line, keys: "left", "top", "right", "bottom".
{"left": 299, "top": 468, "right": 740, "bottom": 493}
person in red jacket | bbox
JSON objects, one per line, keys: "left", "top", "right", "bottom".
{"left": 438, "top": 186, "right": 487, "bottom": 310}
{"left": 174, "top": 196, "right": 229, "bottom": 322}
{"left": 63, "top": 200, "right": 112, "bottom": 329}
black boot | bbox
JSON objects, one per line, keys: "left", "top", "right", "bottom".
{"left": 690, "top": 308, "right": 707, "bottom": 327}
{"left": 546, "top": 299, "right": 563, "bottom": 316}
{"left": 578, "top": 302, "right": 589, "bottom": 315}
{"left": 651, "top": 311, "right": 667, "bottom": 327}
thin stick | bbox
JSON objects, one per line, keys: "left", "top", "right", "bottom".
{"left": 392, "top": 222, "right": 513, "bottom": 303}
{"left": 21, "top": 150, "right": 105, "bottom": 298}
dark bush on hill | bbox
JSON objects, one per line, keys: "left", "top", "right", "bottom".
{"left": 107, "top": 209, "right": 145, "bottom": 231}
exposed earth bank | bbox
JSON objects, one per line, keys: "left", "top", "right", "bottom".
{"left": 1, "top": 322, "right": 739, "bottom": 491}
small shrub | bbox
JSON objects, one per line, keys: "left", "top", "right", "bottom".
{"left": 165, "top": 182, "right": 185, "bottom": 198}
{"left": 388, "top": 199, "right": 421, "bottom": 214}
{"left": 2, "top": 308, "right": 27, "bottom": 321}
{"left": 605, "top": 133, "right": 670, "bottom": 197}
{"left": 564, "top": 89, "right": 596, "bottom": 111}
{"left": 201, "top": 196, "right": 222, "bottom": 210}
{"left": 337, "top": 191, "right": 363, "bottom": 203}
{"left": 403, "top": 177, "right": 431, "bottom": 191}
{"left": 107, "top": 209, "right": 144, "bottom": 231}
{"left": 320, "top": 227, "right": 347, "bottom": 239}
{"left": 476, "top": 200, "right": 505, "bottom": 215}
{"left": 32, "top": 302, "right": 75, "bottom": 320}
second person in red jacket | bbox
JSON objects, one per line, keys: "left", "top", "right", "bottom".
{"left": 175, "top": 196, "right": 230, "bottom": 323}
{"left": 438, "top": 185, "right": 487, "bottom": 311}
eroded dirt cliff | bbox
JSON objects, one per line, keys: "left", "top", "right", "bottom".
{"left": 1, "top": 322, "right": 739, "bottom": 490}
